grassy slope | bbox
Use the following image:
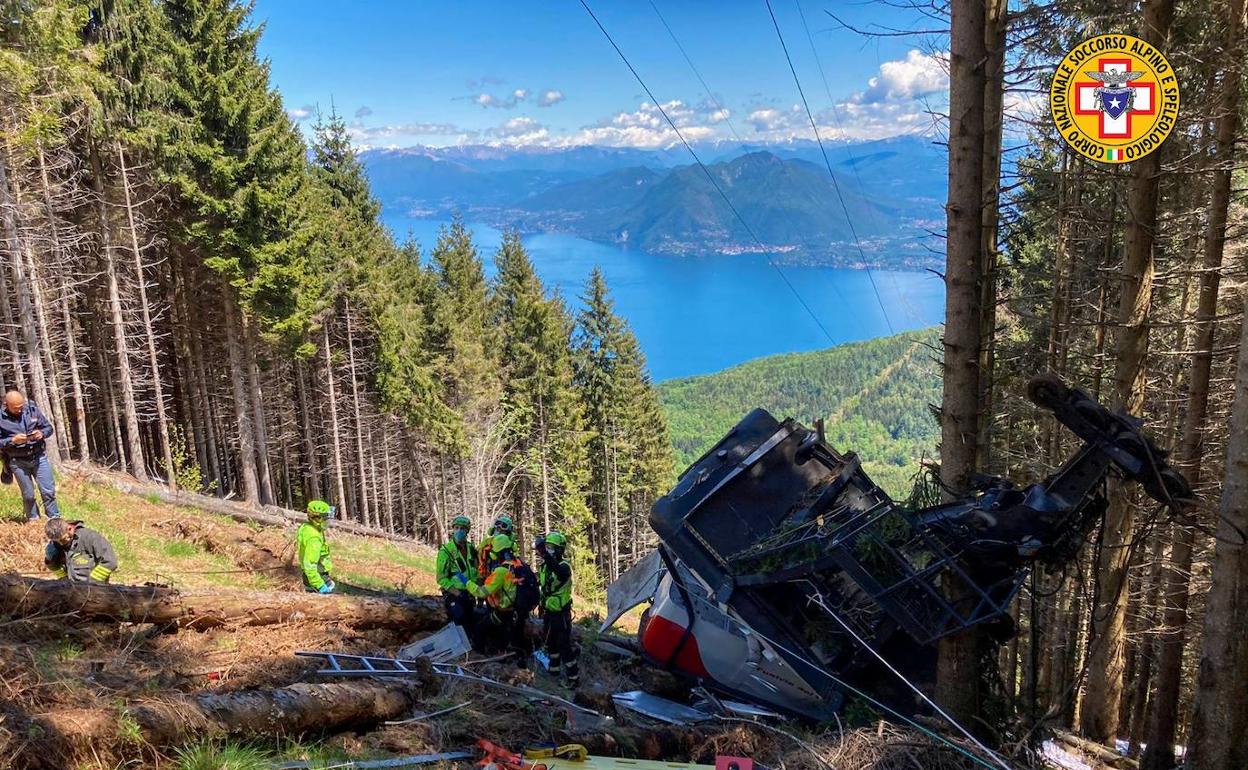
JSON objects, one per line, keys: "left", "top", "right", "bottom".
{"left": 0, "top": 473, "right": 438, "bottom": 595}
{"left": 659, "top": 329, "right": 941, "bottom": 497}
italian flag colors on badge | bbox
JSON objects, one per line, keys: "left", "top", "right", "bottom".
{"left": 1105, "top": 148, "right": 1123, "bottom": 161}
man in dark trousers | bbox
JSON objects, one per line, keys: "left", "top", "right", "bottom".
{"left": 45, "top": 518, "right": 118, "bottom": 583}
{"left": 436, "top": 515, "right": 479, "bottom": 641}
{"left": 535, "top": 530, "right": 579, "bottom": 686}
{"left": 0, "top": 390, "right": 60, "bottom": 521}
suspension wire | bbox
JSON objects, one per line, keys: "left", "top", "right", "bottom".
{"left": 647, "top": 0, "right": 744, "bottom": 143}
{"left": 797, "top": 583, "right": 1017, "bottom": 770}
{"left": 666, "top": 566, "right": 1011, "bottom": 770}
{"left": 791, "top": 0, "right": 922, "bottom": 329}
{"left": 764, "top": 0, "right": 894, "bottom": 335}
{"left": 578, "top": 0, "right": 838, "bottom": 347}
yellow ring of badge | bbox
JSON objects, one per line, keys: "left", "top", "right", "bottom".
{"left": 1048, "top": 34, "right": 1180, "bottom": 165}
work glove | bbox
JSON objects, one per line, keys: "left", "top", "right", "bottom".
{"left": 318, "top": 582, "right": 334, "bottom": 594}
{"left": 327, "top": 579, "right": 336, "bottom": 592}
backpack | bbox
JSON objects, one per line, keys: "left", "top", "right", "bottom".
{"left": 510, "top": 560, "right": 540, "bottom": 615}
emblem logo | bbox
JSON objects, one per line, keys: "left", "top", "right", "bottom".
{"left": 1049, "top": 34, "right": 1180, "bottom": 164}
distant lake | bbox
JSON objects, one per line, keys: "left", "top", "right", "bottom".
{"left": 384, "top": 215, "right": 946, "bottom": 381}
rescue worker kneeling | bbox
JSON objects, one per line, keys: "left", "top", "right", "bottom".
{"left": 462, "top": 533, "right": 536, "bottom": 665}
{"left": 536, "top": 530, "right": 579, "bottom": 686}
{"left": 44, "top": 518, "right": 118, "bottom": 583}
{"left": 298, "top": 500, "right": 336, "bottom": 593}
{"left": 436, "top": 515, "right": 478, "bottom": 640}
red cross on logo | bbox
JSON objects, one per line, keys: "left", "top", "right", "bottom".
{"left": 1074, "top": 57, "right": 1156, "bottom": 140}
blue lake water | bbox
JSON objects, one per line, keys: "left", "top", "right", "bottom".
{"left": 384, "top": 215, "right": 946, "bottom": 382}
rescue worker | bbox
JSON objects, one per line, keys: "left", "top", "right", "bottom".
{"left": 298, "top": 500, "right": 336, "bottom": 593}
{"left": 536, "top": 531, "right": 579, "bottom": 686}
{"left": 476, "top": 513, "right": 514, "bottom": 578}
{"left": 44, "top": 518, "right": 117, "bottom": 583}
{"left": 0, "top": 389, "right": 60, "bottom": 520}
{"left": 436, "top": 515, "right": 478, "bottom": 638}
{"left": 465, "top": 533, "right": 536, "bottom": 664}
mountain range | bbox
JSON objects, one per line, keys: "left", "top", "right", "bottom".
{"left": 362, "top": 135, "right": 947, "bottom": 268}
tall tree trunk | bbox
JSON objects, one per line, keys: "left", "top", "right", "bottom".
{"left": 1186, "top": 289, "right": 1248, "bottom": 770}
{"left": 975, "top": 0, "right": 1007, "bottom": 469}
{"left": 344, "top": 299, "right": 371, "bottom": 526}
{"left": 242, "top": 321, "right": 274, "bottom": 504}
{"left": 1142, "top": 4, "right": 1244, "bottom": 766}
{"left": 323, "top": 323, "right": 348, "bottom": 515}
{"left": 937, "top": 0, "right": 990, "bottom": 727}
{"left": 116, "top": 143, "right": 174, "bottom": 487}
{"left": 222, "top": 287, "right": 259, "bottom": 505}
{"left": 58, "top": 277, "right": 89, "bottom": 460}
{"left": 89, "top": 140, "right": 146, "bottom": 479}
{"left": 0, "top": 140, "right": 60, "bottom": 465}
{"left": 1081, "top": 0, "right": 1175, "bottom": 744}
{"left": 294, "top": 358, "right": 323, "bottom": 500}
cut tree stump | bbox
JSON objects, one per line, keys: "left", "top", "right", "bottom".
{"left": 0, "top": 574, "right": 445, "bottom": 631}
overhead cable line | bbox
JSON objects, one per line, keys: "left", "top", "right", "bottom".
{"left": 764, "top": 0, "right": 894, "bottom": 335}
{"left": 793, "top": 0, "right": 921, "bottom": 328}
{"left": 646, "top": 0, "right": 744, "bottom": 143}
{"left": 578, "top": 0, "right": 838, "bottom": 347}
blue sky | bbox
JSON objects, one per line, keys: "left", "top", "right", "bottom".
{"left": 253, "top": 1, "right": 952, "bottom": 149}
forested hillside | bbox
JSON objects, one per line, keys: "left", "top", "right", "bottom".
{"left": 660, "top": 331, "right": 939, "bottom": 496}
{"left": 0, "top": 0, "right": 672, "bottom": 591}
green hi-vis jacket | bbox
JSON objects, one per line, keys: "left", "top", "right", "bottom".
{"left": 471, "top": 561, "right": 519, "bottom": 610}
{"left": 296, "top": 521, "right": 334, "bottom": 590}
{"left": 539, "top": 558, "right": 573, "bottom": 612}
{"left": 436, "top": 539, "right": 479, "bottom": 593}
{"left": 45, "top": 522, "right": 118, "bottom": 583}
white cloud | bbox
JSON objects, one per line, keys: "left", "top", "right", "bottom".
{"left": 471, "top": 87, "right": 543, "bottom": 109}
{"left": 853, "top": 50, "right": 948, "bottom": 105}
{"left": 488, "top": 116, "right": 550, "bottom": 145}
{"left": 537, "top": 89, "right": 565, "bottom": 107}
{"left": 346, "top": 121, "right": 480, "bottom": 149}
{"left": 287, "top": 104, "right": 316, "bottom": 122}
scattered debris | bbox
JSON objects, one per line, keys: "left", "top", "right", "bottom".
{"left": 385, "top": 701, "right": 471, "bottom": 726}
{"left": 613, "top": 691, "right": 713, "bottom": 725}
{"left": 397, "top": 623, "right": 472, "bottom": 663}
{"left": 276, "top": 752, "right": 476, "bottom": 770}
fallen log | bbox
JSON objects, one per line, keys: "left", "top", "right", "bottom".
{"left": 27, "top": 680, "right": 429, "bottom": 767}
{"left": 163, "top": 518, "right": 292, "bottom": 575}
{"left": 0, "top": 574, "right": 445, "bottom": 631}
{"left": 62, "top": 461, "right": 423, "bottom": 543}
{"left": 1054, "top": 731, "right": 1138, "bottom": 769}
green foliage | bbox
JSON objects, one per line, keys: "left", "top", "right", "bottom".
{"left": 660, "top": 330, "right": 941, "bottom": 497}
{"left": 176, "top": 741, "right": 274, "bottom": 770}
{"left": 170, "top": 424, "right": 212, "bottom": 493}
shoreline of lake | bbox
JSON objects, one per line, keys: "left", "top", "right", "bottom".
{"left": 383, "top": 214, "right": 947, "bottom": 382}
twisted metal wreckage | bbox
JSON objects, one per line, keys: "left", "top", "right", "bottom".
{"left": 305, "top": 374, "right": 1189, "bottom": 756}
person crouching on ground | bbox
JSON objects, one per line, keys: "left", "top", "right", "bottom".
{"left": 45, "top": 518, "right": 117, "bottom": 583}
{"left": 298, "top": 499, "right": 336, "bottom": 593}
{"left": 0, "top": 389, "right": 60, "bottom": 521}
{"left": 536, "top": 530, "right": 579, "bottom": 687}
{"left": 437, "top": 515, "right": 479, "bottom": 641}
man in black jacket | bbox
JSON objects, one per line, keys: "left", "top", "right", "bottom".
{"left": 45, "top": 518, "right": 118, "bottom": 583}
{"left": 0, "top": 390, "right": 59, "bottom": 520}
